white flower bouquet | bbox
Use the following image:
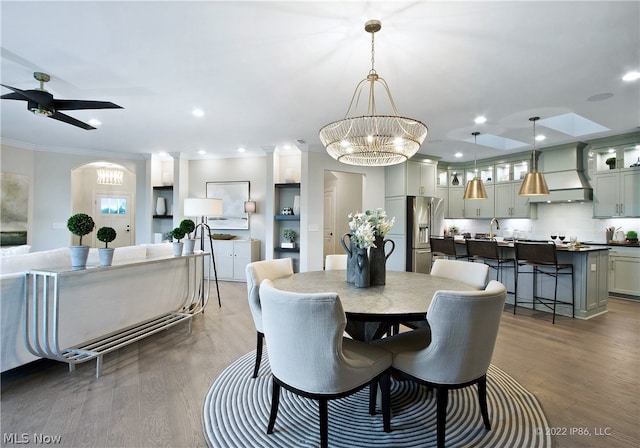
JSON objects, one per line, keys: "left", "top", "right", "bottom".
{"left": 348, "top": 209, "right": 395, "bottom": 249}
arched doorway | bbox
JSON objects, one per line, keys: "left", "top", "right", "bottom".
{"left": 70, "top": 162, "right": 136, "bottom": 248}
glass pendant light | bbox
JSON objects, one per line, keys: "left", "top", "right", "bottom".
{"left": 518, "top": 116, "right": 550, "bottom": 196}
{"left": 463, "top": 131, "right": 488, "bottom": 199}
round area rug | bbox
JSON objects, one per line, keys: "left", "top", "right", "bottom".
{"left": 203, "top": 351, "right": 552, "bottom": 448}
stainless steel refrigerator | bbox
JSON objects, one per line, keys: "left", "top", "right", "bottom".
{"left": 406, "top": 196, "right": 445, "bottom": 273}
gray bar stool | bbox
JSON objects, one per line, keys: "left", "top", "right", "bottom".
{"left": 466, "top": 239, "right": 516, "bottom": 296}
{"left": 514, "top": 242, "right": 575, "bottom": 324}
{"left": 430, "top": 237, "right": 467, "bottom": 264}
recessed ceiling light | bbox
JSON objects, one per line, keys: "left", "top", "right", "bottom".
{"left": 535, "top": 135, "right": 546, "bottom": 142}
{"left": 455, "top": 152, "right": 463, "bottom": 158}
{"left": 192, "top": 108, "right": 204, "bottom": 117}
{"left": 88, "top": 119, "right": 101, "bottom": 127}
{"left": 622, "top": 71, "right": 640, "bottom": 81}
{"left": 238, "top": 147, "right": 246, "bottom": 153}
{"left": 198, "top": 149, "right": 206, "bottom": 155}
{"left": 474, "top": 116, "right": 487, "bottom": 124}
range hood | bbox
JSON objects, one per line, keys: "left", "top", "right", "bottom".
{"left": 529, "top": 142, "right": 593, "bottom": 203}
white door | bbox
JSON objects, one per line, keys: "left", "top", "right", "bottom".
{"left": 94, "top": 193, "right": 133, "bottom": 248}
{"left": 323, "top": 187, "right": 337, "bottom": 263}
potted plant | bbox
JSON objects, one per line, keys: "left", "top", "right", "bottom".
{"left": 446, "top": 225, "right": 460, "bottom": 238}
{"left": 66, "top": 213, "right": 95, "bottom": 268}
{"left": 282, "top": 228, "right": 298, "bottom": 249}
{"left": 170, "top": 226, "right": 186, "bottom": 256}
{"left": 96, "top": 226, "right": 117, "bottom": 266}
{"left": 606, "top": 157, "right": 616, "bottom": 169}
{"left": 626, "top": 230, "right": 638, "bottom": 243}
{"left": 180, "top": 219, "right": 197, "bottom": 255}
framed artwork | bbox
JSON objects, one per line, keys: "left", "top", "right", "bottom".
{"left": 206, "top": 181, "right": 250, "bottom": 230}
{"left": 1, "top": 172, "right": 29, "bottom": 246}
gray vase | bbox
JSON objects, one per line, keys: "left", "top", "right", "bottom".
{"left": 98, "top": 248, "right": 115, "bottom": 266}
{"left": 341, "top": 234, "right": 356, "bottom": 283}
{"left": 369, "top": 236, "right": 395, "bottom": 286}
{"left": 69, "top": 245, "right": 90, "bottom": 269}
{"left": 354, "top": 247, "right": 370, "bottom": 288}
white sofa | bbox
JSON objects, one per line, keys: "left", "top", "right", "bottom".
{"left": 0, "top": 243, "right": 193, "bottom": 373}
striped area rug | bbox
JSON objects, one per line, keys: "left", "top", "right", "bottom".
{"left": 203, "top": 351, "right": 552, "bottom": 447}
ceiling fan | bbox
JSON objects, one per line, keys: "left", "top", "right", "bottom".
{"left": 1, "top": 72, "right": 123, "bottom": 130}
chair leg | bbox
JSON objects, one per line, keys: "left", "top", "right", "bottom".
{"left": 552, "top": 268, "right": 558, "bottom": 324}
{"left": 368, "top": 380, "right": 377, "bottom": 416}
{"left": 267, "top": 380, "right": 280, "bottom": 435}
{"left": 253, "top": 332, "right": 264, "bottom": 378}
{"left": 477, "top": 376, "right": 491, "bottom": 430}
{"left": 319, "top": 398, "right": 329, "bottom": 448}
{"left": 380, "top": 372, "right": 391, "bottom": 433}
{"left": 436, "top": 387, "right": 448, "bottom": 448}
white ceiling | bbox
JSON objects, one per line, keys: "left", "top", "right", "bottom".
{"left": 1, "top": 1, "right": 639, "bottom": 163}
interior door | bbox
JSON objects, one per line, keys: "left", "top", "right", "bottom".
{"left": 323, "top": 187, "right": 337, "bottom": 263}
{"left": 94, "top": 193, "right": 133, "bottom": 248}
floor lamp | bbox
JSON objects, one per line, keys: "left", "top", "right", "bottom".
{"left": 184, "top": 198, "right": 223, "bottom": 308}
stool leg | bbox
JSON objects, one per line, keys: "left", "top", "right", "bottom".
{"left": 552, "top": 268, "right": 558, "bottom": 324}
{"left": 513, "top": 264, "right": 518, "bottom": 315}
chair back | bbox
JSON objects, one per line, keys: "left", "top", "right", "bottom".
{"left": 430, "top": 258, "right": 489, "bottom": 290}
{"left": 515, "top": 242, "right": 557, "bottom": 265}
{"left": 401, "top": 280, "right": 507, "bottom": 384}
{"left": 325, "top": 254, "right": 347, "bottom": 270}
{"left": 430, "top": 237, "right": 457, "bottom": 257}
{"left": 260, "top": 279, "right": 366, "bottom": 394}
{"left": 466, "top": 239, "right": 500, "bottom": 261}
{"left": 245, "top": 258, "right": 294, "bottom": 333}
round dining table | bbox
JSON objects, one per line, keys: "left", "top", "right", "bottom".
{"left": 272, "top": 270, "right": 475, "bottom": 342}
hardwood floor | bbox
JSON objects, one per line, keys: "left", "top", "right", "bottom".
{"left": 1, "top": 281, "right": 638, "bottom": 448}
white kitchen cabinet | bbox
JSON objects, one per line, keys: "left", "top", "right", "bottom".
{"left": 447, "top": 187, "right": 465, "bottom": 219}
{"left": 212, "top": 239, "right": 260, "bottom": 281}
{"left": 609, "top": 246, "right": 640, "bottom": 297}
{"left": 494, "top": 182, "right": 537, "bottom": 218}
{"left": 593, "top": 169, "right": 640, "bottom": 217}
{"left": 385, "top": 160, "right": 437, "bottom": 197}
{"left": 465, "top": 184, "right": 495, "bottom": 218}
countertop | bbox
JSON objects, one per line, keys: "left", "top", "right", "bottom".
{"left": 450, "top": 238, "right": 609, "bottom": 252}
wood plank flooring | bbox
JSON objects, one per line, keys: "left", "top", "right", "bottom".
{"left": 1, "top": 281, "right": 638, "bottom": 448}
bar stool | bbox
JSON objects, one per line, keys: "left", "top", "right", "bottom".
{"left": 430, "top": 237, "right": 467, "bottom": 265}
{"left": 466, "top": 239, "right": 517, "bottom": 296}
{"left": 514, "top": 242, "right": 574, "bottom": 324}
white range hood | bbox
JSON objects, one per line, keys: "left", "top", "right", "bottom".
{"left": 529, "top": 142, "right": 593, "bottom": 203}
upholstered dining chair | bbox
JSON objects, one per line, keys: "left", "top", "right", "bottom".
{"left": 259, "top": 279, "right": 392, "bottom": 448}
{"left": 325, "top": 253, "right": 347, "bottom": 270}
{"left": 245, "top": 258, "right": 294, "bottom": 378}
{"left": 374, "top": 280, "right": 507, "bottom": 448}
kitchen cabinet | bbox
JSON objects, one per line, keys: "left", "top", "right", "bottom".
{"left": 609, "top": 246, "right": 640, "bottom": 297}
{"left": 464, "top": 184, "right": 495, "bottom": 218}
{"left": 447, "top": 187, "right": 465, "bottom": 219}
{"left": 385, "top": 160, "right": 437, "bottom": 197}
{"left": 212, "top": 239, "right": 260, "bottom": 281}
{"left": 494, "top": 182, "right": 537, "bottom": 218}
{"left": 593, "top": 169, "right": 640, "bottom": 217}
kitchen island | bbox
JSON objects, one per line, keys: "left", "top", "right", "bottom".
{"left": 450, "top": 239, "right": 609, "bottom": 319}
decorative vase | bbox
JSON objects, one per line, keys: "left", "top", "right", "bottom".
{"left": 156, "top": 197, "right": 167, "bottom": 216}
{"left": 69, "top": 246, "right": 90, "bottom": 269}
{"left": 606, "top": 230, "right": 614, "bottom": 243}
{"left": 354, "top": 247, "right": 370, "bottom": 288}
{"left": 172, "top": 242, "right": 184, "bottom": 256}
{"left": 98, "top": 248, "right": 115, "bottom": 267}
{"left": 183, "top": 238, "right": 196, "bottom": 255}
{"left": 293, "top": 195, "right": 300, "bottom": 216}
{"left": 369, "top": 236, "right": 396, "bottom": 286}
{"left": 341, "top": 233, "right": 356, "bottom": 283}
{"left": 452, "top": 174, "right": 460, "bottom": 186}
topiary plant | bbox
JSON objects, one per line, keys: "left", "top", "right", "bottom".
{"left": 179, "top": 219, "right": 196, "bottom": 239}
{"left": 67, "top": 213, "right": 95, "bottom": 245}
{"left": 170, "top": 226, "right": 186, "bottom": 242}
{"left": 96, "top": 227, "right": 117, "bottom": 248}
{"left": 626, "top": 230, "right": 638, "bottom": 241}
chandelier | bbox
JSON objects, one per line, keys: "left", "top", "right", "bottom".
{"left": 518, "top": 116, "right": 550, "bottom": 196}
{"left": 319, "top": 20, "right": 428, "bottom": 167}
{"left": 463, "top": 132, "right": 488, "bottom": 199}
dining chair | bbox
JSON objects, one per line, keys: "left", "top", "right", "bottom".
{"left": 465, "top": 239, "right": 516, "bottom": 295}
{"left": 325, "top": 253, "right": 347, "bottom": 270}
{"left": 245, "top": 258, "right": 294, "bottom": 378}
{"left": 430, "top": 258, "right": 489, "bottom": 290}
{"left": 259, "top": 279, "right": 392, "bottom": 448}
{"left": 514, "top": 242, "right": 574, "bottom": 324}
{"left": 373, "top": 280, "right": 507, "bottom": 448}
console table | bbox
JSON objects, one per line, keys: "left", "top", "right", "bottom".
{"left": 24, "top": 252, "right": 210, "bottom": 377}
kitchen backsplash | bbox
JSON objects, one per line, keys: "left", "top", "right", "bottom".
{"left": 444, "top": 202, "right": 640, "bottom": 243}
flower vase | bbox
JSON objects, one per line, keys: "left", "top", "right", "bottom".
{"left": 354, "top": 247, "right": 370, "bottom": 288}
{"left": 156, "top": 197, "right": 167, "bottom": 216}
{"left": 369, "top": 236, "right": 396, "bottom": 286}
{"left": 341, "top": 233, "right": 356, "bottom": 283}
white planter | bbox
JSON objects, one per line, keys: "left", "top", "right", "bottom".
{"left": 183, "top": 239, "right": 196, "bottom": 255}
{"left": 69, "top": 246, "right": 90, "bottom": 269}
{"left": 98, "top": 248, "right": 115, "bottom": 266}
{"left": 173, "top": 242, "right": 184, "bottom": 256}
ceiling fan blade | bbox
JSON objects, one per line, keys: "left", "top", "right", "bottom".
{"left": 1, "top": 92, "right": 26, "bottom": 100}
{"left": 49, "top": 111, "right": 96, "bottom": 130}
{"left": 1, "top": 84, "right": 54, "bottom": 107}
{"left": 53, "top": 99, "right": 123, "bottom": 110}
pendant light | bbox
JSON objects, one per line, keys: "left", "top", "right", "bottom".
{"left": 318, "top": 20, "right": 428, "bottom": 166}
{"left": 463, "top": 132, "right": 488, "bottom": 199}
{"left": 518, "top": 116, "right": 550, "bottom": 196}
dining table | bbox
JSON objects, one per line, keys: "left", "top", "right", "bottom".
{"left": 272, "top": 270, "right": 475, "bottom": 342}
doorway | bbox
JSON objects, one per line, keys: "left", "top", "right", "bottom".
{"left": 93, "top": 193, "right": 133, "bottom": 247}
{"left": 323, "top": 171, "right": 363, "bottom": 265}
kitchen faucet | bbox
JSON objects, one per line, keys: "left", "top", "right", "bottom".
{"left": 489, "top": 217, "right": 500, "bottom": 239}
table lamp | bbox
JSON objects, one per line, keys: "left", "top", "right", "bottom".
{"left": 184, "top": 197, "right": 223, "bottom": 307}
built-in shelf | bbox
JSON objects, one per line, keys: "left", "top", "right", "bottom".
{"left": 274, "top": 247, "right": 300, "bottom": 253}
{"left": 153, "top": 215, "right": 173, "bottom": 219}
{"left": 275, "top": 215, "right": 300, "bottom": 221}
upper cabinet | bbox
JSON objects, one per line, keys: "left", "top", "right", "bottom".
{"left": 385, "top": 160, "right": 438, "bottom": 197}
{"left": 592, "top": 141, "right": 640, "bottom": 217}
